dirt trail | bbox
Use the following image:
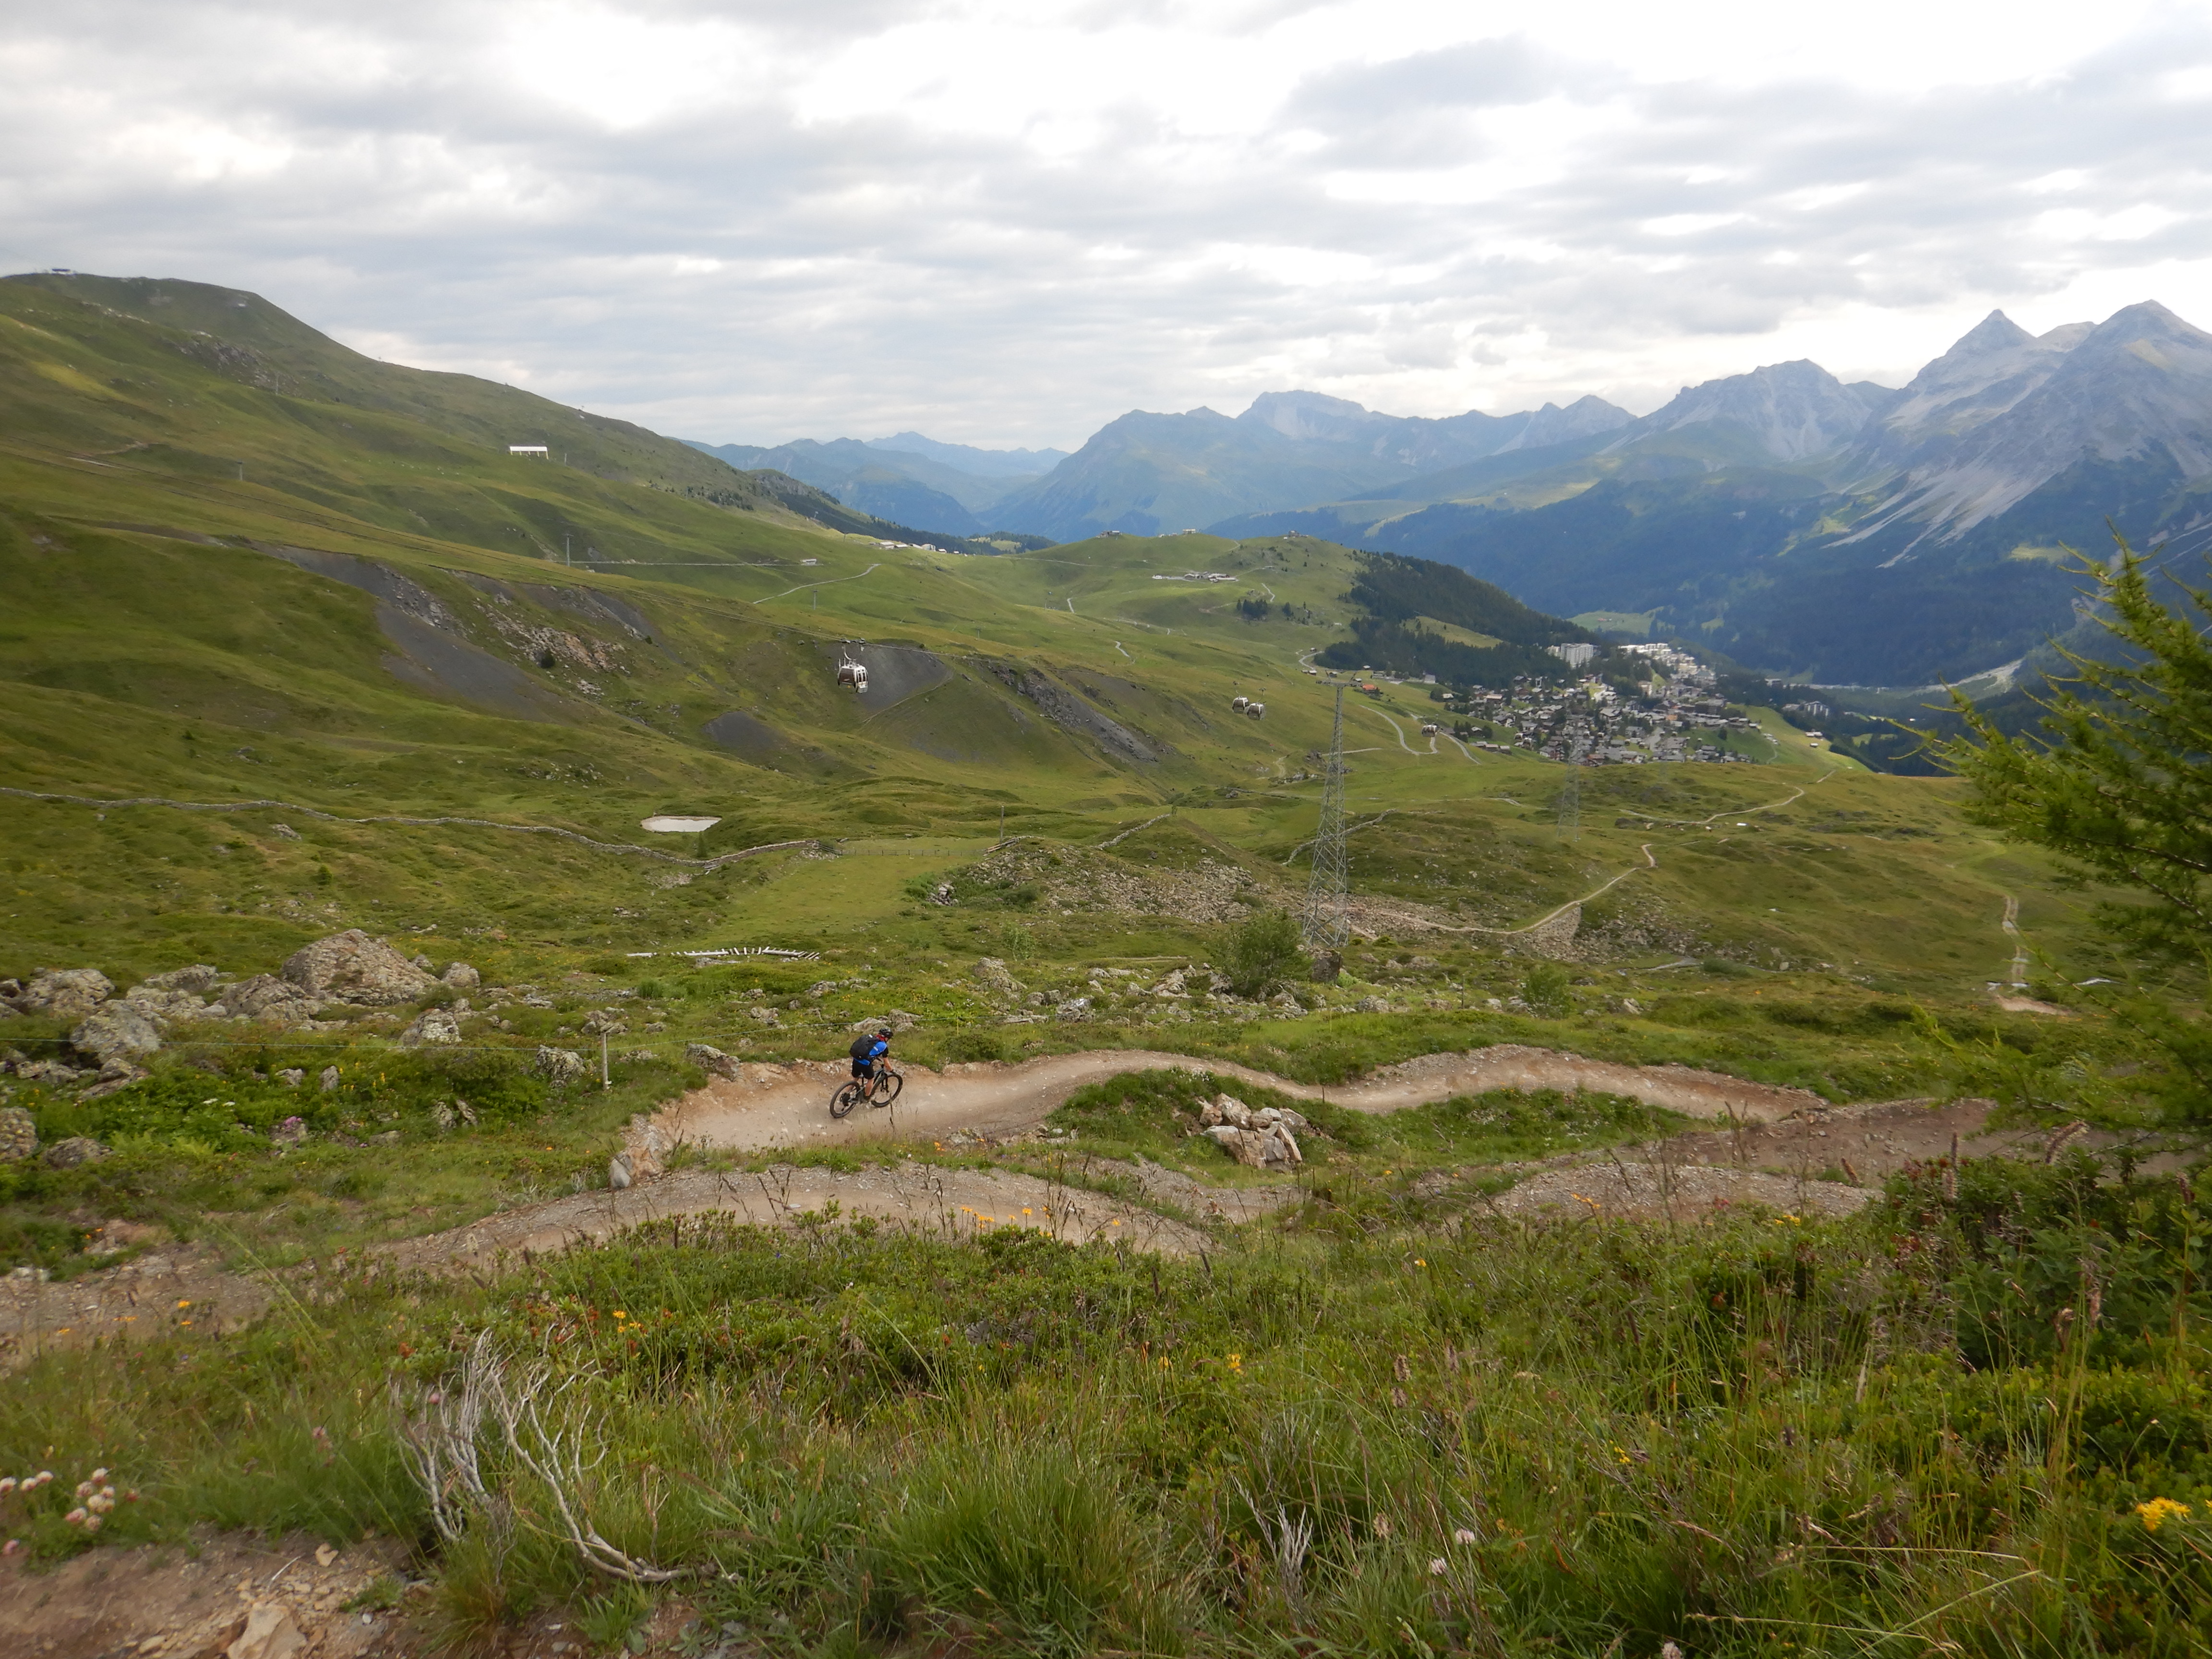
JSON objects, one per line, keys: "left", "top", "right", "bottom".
{"left": 0, "top": 1044, "right": 1972, "bottom": 1370}
{"left": 653, "top": 1044, "right": 1832, "bottom": 1155}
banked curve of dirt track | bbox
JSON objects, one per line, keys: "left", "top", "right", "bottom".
{"left": 654, "top": 1043, "right": 1830, "bottom": 1155}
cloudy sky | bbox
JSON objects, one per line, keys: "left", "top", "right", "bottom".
{"left": 7, "top": 0, "right": 2212, "bottom": 449}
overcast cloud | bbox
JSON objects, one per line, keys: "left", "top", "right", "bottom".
{"left": 6, "top": 0, "right": 2212, "bottom": 448}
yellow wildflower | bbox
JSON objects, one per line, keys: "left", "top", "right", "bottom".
{"left": 2138, "top": 1498, "right": 2191, "bottom": 1531}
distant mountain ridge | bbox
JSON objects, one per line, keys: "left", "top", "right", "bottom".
{"left": 984, "top": 389, "right": 1633, "bottom": 541}
{"left": 1206, "top": 301, "right": 2212, "bottom": 685}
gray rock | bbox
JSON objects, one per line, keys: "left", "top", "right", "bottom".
{"left": 15, "top": 969, "right": 114, "bottom": 1022}
{"left": 43, "top": 1136, "right": 109, "bottom": 1170}
{"left": 440, "top": 962, "right": 481, "bottom": 989}
{"left": 136, "top": 965, "right": 223, "bottom": 994}
{"left": 82, "top": 1059, "right": 149, "bottom": 1100}
{"left": 581, "top": 1010, "right": 627, "bottom": 1036}
{"left": 973, "top": 957, "right": 1022, "bottom": 995}
{"left": 272, "top": 1116, "right": 309, "bottom": 1146}
{"left": 1356, "top": 996, "right": 1390, "bottom": 1014}
{"left": 72, "top": 1002, "right": 162, "bottom": 1066}
{"left": 1055, "top": 997, "right": 1092, "bottom": 1021}
{"left": 685, "top": 1043, "right": 741, "bottom": 1080}
{"left": 1201, "top": 1122, "right": 1302, "bottom": 1170}
{"left": 535, "top": 1046, "right": 588, "bottom": 1085}
{"left": 14, "top": 1059, "right": 86, "bottom": 1086}
{"left": 270, "top": 823, "right": 302, "bottom": 840}
{"left": 122, "top": 986, "right": 209, "bottom": 1027}
{"left": 216, "top": 974, "right": 319, "bottom": 1024}
{"left": 277, "top": 1068, "right": 306, "bottom": 1087}
{"left": 747, "top": 1005, "right": 780, "bottom": 1025}
{"left": 399, "top": 1008, "right": 462, "bottom": 1048}
{"left": 609, "top": 1152, "right": 634, "bottom": 1191}
{"left": 0, "top": 1106, "right": 36, "bottom": 1161}
{"left": 319, "top": 1065, "right": 341, "bottom": 1092}
{"left": 281, "top": 930, "right": 438, "bottom": 1006}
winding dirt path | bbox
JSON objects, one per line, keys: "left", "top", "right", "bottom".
{"left": 650, "top": 1043, "right": 1833, "bottom": 1157}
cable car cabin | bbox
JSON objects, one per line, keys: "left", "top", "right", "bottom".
{"left": 1231, "top": 696, "right": 1250, "bottom": 713}
{"left": 1420, "top": 722, "right": 1440, "bottom": 736}
{"left": 836, "top": 659, "right": 869, "bottom": 691}
{"left": 1245, "top": 702, "right": 1265, "bottom": 720}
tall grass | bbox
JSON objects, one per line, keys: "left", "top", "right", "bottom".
{"left": 2, "top": 1159, "right": 2207, "bottom": 1655}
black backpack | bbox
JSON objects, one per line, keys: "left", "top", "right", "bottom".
{"left": 849, "top": 1034, "right": 876, "bottom": 1062}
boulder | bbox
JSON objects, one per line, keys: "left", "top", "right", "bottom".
{"left": 82, "top": 1059, "right": 149, "bottom": 1100}
{"left": 137, "top": 965, "right": 223, "bottom": 994}
{"left": 1201, "top": 1122, "right": 1302, "bottom": 1170}
{"left": 276, "top": 1068, "right": 305, "bottom": 1087}
{"left": 0, "top": 1107, "right": 36, "bottom": 1162}
{"left": 609, "top": 1152, "right": 634, "bottom": 1191}
{"left": 1054, "top": 998, "right": 1092, "bottom": 1021}
{"left": 685, "top": 1043, "right": 741, "bottom": 1080}
{"left": 747, "top": 1005, "right": 780, "bottom": 1025}
{"left": 399, "top": 1008, "right": 462, "bottom": 1048}
{"left": 122, "top": 986, "right": 210, "bottom": 1027}
{"left": 43, "top": 1136, "right": 109, "bottom": 1170}
{"left": 272, "top": 1116, "right": 309, "bottom": 1147}
{"left": 535, "top": 1046, "right": 588, "bottom": 1086}
{"left": 1255, "top": 1104, "right": 1312, "bottom": 1136}
{"left": 973, "top": 957, "right": 1022, "bottom": 995}
{"left": 440, "top": 962, "right": 481, "bottom": 989}
{"left": 71, "top": 1002, "right": 161, "bottom": 1066}
{"left": 1355, "top": 996, "right": 1390, "bottom": 1014}
{"left": 581, "top": 1010, "right": 627, "bottom": 1036}
{"left": 14, "top": 969, "right": 114, "bottom": 1022}
{"left": 848, "top": 1010, "right": 920, "bottom": 1033}
{"left": 14, "top": 1059, "right": 86, "bottom": 1086}
{"left": 216, "top": 974, "right": 319, "bottom": 1024}
{"left": 318, "top": 1065, "right": 341, "bottom": 1092}
{"left": 281, "top": 930, "right": 437, "bottom": 1006}
{"left": 1200, "top": 1094, "right": 1254, "bottom": 1129}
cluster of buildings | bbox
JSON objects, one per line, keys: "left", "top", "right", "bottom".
{"left": 1451, "top": 643, "right": 1765, "bottom": 766}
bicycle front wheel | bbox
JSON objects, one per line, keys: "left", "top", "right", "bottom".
{"left": 875, "top": 1070, "right": 904, "bottom": 1106}
{"left": 830, "top": 1081, "right": 864, "bottom": 1119}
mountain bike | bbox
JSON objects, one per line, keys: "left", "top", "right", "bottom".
{"left": 830, "top": 1063, "right": 903, "bottom": 1119}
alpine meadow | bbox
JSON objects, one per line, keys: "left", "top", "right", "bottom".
{"left": 0, "top": 267, "right": 2208, "bottom": 1659}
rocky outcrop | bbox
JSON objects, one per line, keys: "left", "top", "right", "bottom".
{"left": 216, "top": 975, "right": 318, "bottom": 1025}
{"left": 685, "top": 1043, "right": 742, "bottom": 1080}
{"left": 535, "top": 1046, "right": 588, "bottom": 1085}
{"left": 121, "top": 986, "right": 210, "bottom": 1027}
{"left": 399, "top": 1009, "right": 462, "bottom": 1048}
{"left": 973, "top": 957, "right": 1022, "bottom": 995}
{"left": 281, "top": 930, "right": 438, "bottom": 1006}
{"left": 10, "top": 969, "right": 114, "bottom": 1022}
{"left": 1197, "top": 1094, "right": 1305, "bottom": 1169}
{"left": 43, "top": 1136, "right": 108, "bottom": 1170}
{"left": 0, "top": 1107, "right": 36, "bottom": 1161}
{"left": 136, "top": 965, "right": 223, "bottom": 994}
{"left": 71, "top": 1002, "right": 161, "bottom": 1066}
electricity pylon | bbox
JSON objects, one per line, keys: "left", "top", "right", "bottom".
{"left": 1303, "top": 684, "right": 1349, "bottom": 962}
{"left": 1556, "top": 733, "right": 1586, "bottom": 841}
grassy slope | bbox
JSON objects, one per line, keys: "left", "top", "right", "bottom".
{"left": 0, "top": 274, "right": 2109, "bottom": 1265}
{"left": 2, "top": 278, "right": 2195, "bottom": 1655}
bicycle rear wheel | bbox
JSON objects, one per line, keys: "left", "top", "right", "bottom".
{"left": 830, "top": 1080, "right": 864, "bottom": 1119}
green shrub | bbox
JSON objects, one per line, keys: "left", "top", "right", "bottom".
{"left": 1224, "top": 909, "right": 1306, "bottom": 998}
{"left": 1520, "top": 960, "right": 1572, "bottom": 1016}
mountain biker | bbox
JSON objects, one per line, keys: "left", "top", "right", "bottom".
{"left": 849, "top": 1027, "right": 892, "bottom": 1086}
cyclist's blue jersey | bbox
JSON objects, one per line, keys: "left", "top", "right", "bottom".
{"left": 863, "top": 1038, "right": 890, "bottom": 1064}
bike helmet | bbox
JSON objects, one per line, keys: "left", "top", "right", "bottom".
{"left": 878, "top": 1028, "right": 893, "bottom": 1039}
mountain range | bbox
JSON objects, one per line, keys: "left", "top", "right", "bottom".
{"left": 684, "top": 435, "right": 1069, "bottom": 538}
{"left": 1202, "top": 303, "right": 2212, "bottom": 684}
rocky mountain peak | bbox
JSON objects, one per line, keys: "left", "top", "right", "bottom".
{"left": 1621, "top": 358, "right": 1885, "bottom": 461}
{"left": 1944, "top": 309, "right": 2037, "bottom": 359}
{"left": 1239, "top": 390, "right": 1392, "bottom": 442}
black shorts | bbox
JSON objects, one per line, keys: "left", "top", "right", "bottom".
{"left": 851, "top": 1059, "right": 875, "bottom": 1080}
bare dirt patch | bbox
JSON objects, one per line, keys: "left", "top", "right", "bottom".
{"left": 0, "top": 1530, "right": 411, "bottom": 1659}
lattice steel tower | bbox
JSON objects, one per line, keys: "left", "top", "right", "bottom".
{"left": 1556, "top": 735, "right": 1586, "bottom": 841}
{"left": 1303, "top": 683, "right": 1350, "bottom": 954}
